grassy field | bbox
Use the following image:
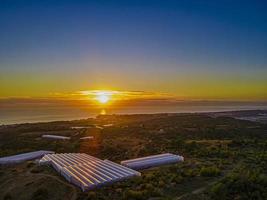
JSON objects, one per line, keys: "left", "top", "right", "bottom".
{"left": 0, "top": 113, "right": 266, "bottom": 200}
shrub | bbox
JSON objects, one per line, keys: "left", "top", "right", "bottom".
{"left": 87, "top": 191, "right": 96, "bottom": 199}
{"left": 158, "top": 180, "right": 165, "bottom": 187}
{"left": 209, "top": 168, "right": 267, "bottom": 200}
{"left": 31, "top": 188, "right": 49, "bottom": 200}
{"left": 30, "top": 167, "right": 42, "bottom": 173}
{"left": 123, "top": 190, "right": 144, "bottom": 200}
{"left": 200, "top": 166, "right": 221, "bottom": 177}
{"left": 26, "top": 162, "right": 35, "bottom": 168}
{"left": 3, "top": 193, "right": 12, "bottom": 200}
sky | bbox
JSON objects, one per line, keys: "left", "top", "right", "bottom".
{"left": 0, "top": 0, "right": 267, "bottom": 101}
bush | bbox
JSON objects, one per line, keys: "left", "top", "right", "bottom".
{"left": 87, "top": 191, "right": 97, "bottom": 199}
{"left": 30, "top": 167, "right": 43, "bottom": 173}
{"left": 123, "top": 190, "right": 144, "bottom": 200}
{"left": 3, "top": 193, "right": 12, "bottom": 200}
{"left": 31, "top": 188, "right": 49, "bottom": 200}
{"left": 209, "top": 168, "right": 267, "bottom": 200}
{"left": 26, "top": 162, "right": 35, "bottom": 168}
{"left": 200, "top": 166, "right": 221, "bottom": 177}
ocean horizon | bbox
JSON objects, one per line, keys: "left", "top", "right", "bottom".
{"left": 1, "top": 104, "right": 267, "bottom": 125}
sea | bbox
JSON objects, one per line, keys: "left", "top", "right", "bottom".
{"left": 1, "top": 104, "right": 267, "bottom": 125}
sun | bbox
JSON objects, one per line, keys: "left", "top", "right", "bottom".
{"left": 96, "top": 93, "right": 110, "bottom": 104}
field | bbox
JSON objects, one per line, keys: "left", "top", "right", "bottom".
{"left": 0, "top": 112, "right": 266, "bottom": 200}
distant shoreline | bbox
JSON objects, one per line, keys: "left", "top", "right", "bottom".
{"left": 1, "top": 109, "right": 267, "bottom": 126}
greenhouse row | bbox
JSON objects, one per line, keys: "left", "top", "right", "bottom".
{"left": 121, "top": 153, "right": 184, "bottom": 170}
{"left": 0, "top": 150, "right": 54, "bottom": 165}
{"left": 42, "top": 134, "right": 71, "bottom": 140}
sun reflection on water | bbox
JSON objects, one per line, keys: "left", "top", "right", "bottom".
{"left": 100, "top": 109, "right": 106, "bottom": 115}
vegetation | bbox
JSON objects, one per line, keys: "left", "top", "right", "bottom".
{"left": 200, "top": 166, "right": 221, "bottom": 177}
{"left": 32, "top": 188, "right": 49, "bottom": 200}
{"left": 0, "top": 112, "right": 266, "bottom": 199}
{"left": 208, "top": 167, "right": 267, "bottom": 200}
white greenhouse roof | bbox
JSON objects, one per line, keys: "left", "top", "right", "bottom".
{"left": 39, "top": 153, "right": 140, "bottom": 191}
{"left": 0, "top": 150, "right": 54, "bottom": 165}
{"left": 103, "top": 124, "right": 113, "bottom": 127}
{"left": 42, "top": 135, "right": 70, "bottom": 140}
{"left": 95, "top": 126, "right": 104, "bottom": 130}
{"left": 80, "top": 136, "right": 94, "bottom": 140}
{"left": 71, "top": 126, "right": 93, "bottom": 129}
{"left": 121, "top": 153, "right": 184, "bottom": 170}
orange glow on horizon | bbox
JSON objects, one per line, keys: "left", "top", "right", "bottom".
{"left": 78, "top": 90, "right": 173, "bottom": 102}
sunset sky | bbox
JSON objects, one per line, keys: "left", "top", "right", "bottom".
{"left": 0, "top": 0, "right": 267, "bottom": 101}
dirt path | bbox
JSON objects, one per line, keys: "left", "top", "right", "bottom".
{"left": 176, "top": 168, "right": 234, "bottom": 200}
{"left": 26, "top": 166, "right": 78, "bottom": 200}
{"left": 176, "top": 179, "right": 219, "bottom": 200}
{"left": 32, "top": 173, "right": 78, "bottom": 200}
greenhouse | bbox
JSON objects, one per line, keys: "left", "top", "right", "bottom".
{"left": 121, "top": 153, "right": 184, "bottom": 170}
{"left": 39, "top": 153, "right": 141, "bottom": 191}
{"left": 42, "top": 134, "right": 70, "bottom": 140}
{"left": 80, "top": 136, "right": 94, "bottom": 140}
{"left": 0, "top": 150, "right": 54, "bottom": 165}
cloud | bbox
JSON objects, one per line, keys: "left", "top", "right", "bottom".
{"left": 1, "top": 90, "right": 267, "bottom": 111}
{"left": 49, "top": 90, "right": 176, "bottom": 101}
